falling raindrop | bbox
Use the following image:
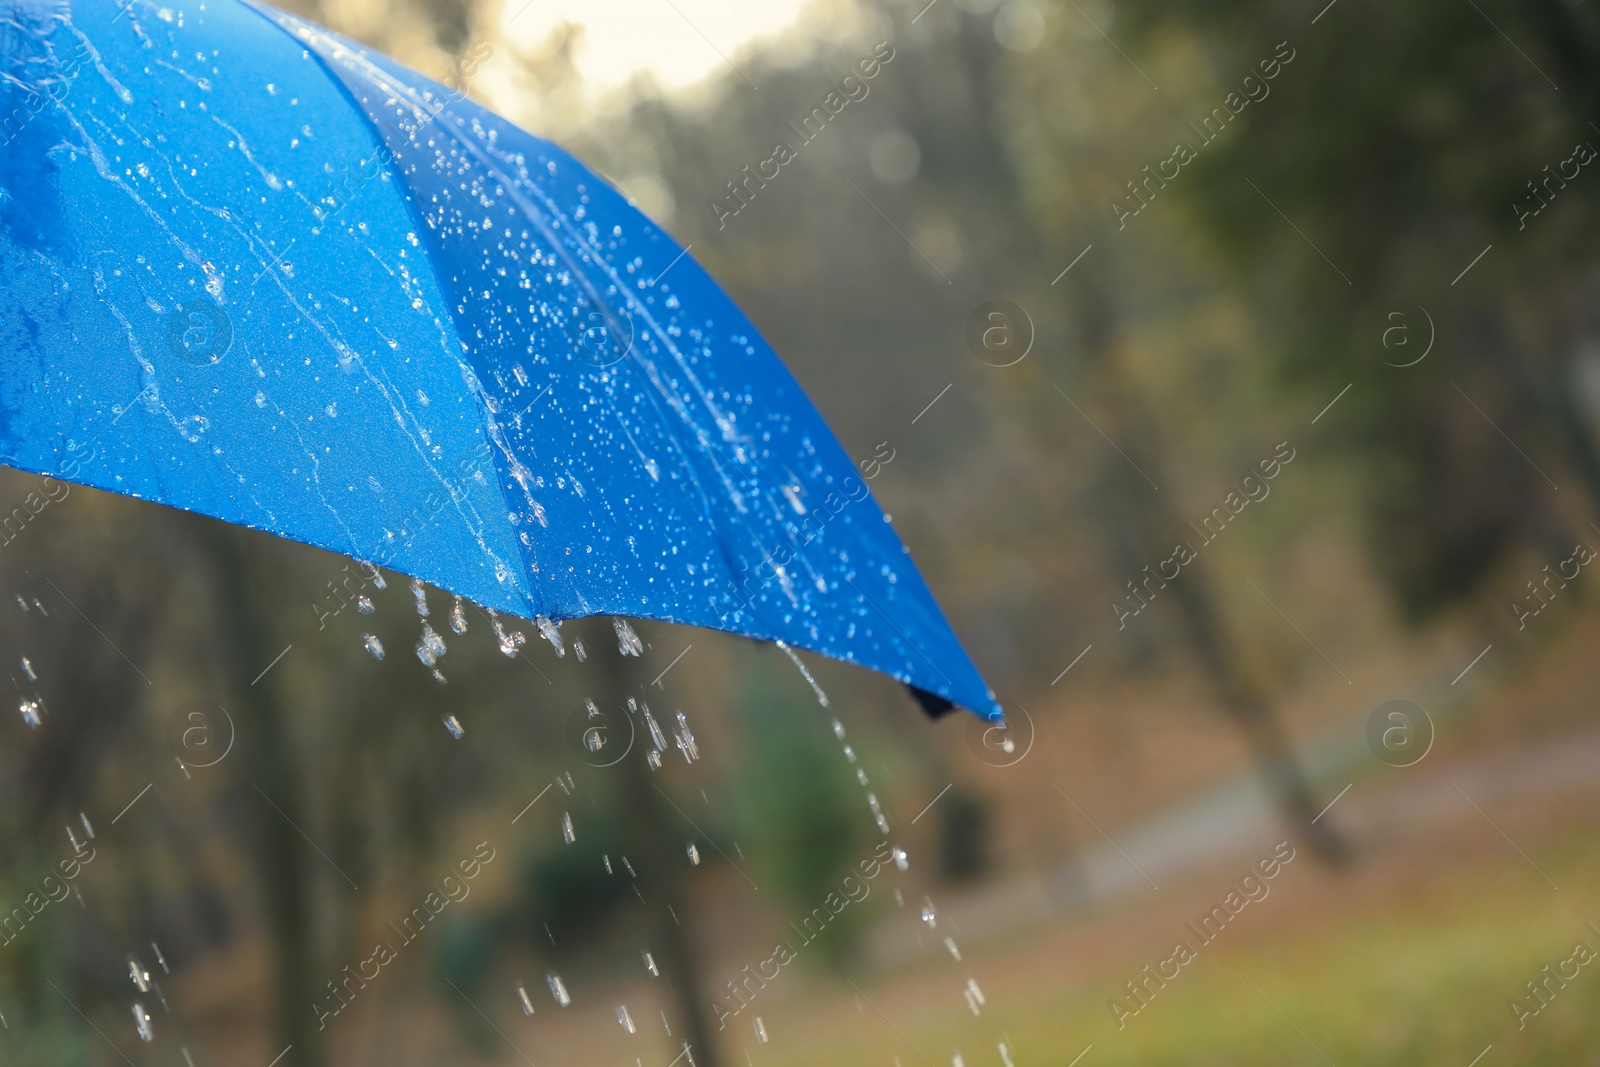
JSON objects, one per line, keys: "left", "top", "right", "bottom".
{"left": 685, "top": 841, "right": 700, "bottom": 866}
{"left": 128, "top": 956, "right": 150, "bottom": 993}
{"left": 643, "top": 707, "right": 667, "bottom": 752}
{"left": 603, "top": 854, "right": 614, "bottom": 875}
{"left": 370, "top": 569, "right": 387, "bottom": 590}
{"left": 753, "top": 1017, "right": 769, "bottom": 1044}
{"left": 646, "top": 749, "right": 663, "bottom": 771}
{"left": 893, "top": 846, "right": 909, "bottom": 871}
{"left": 547, "top": 972, "right": 571, "bottom": 1006}
{"left": 831, "top": 718, "right": 846, "bottom": 740}
{"left": 775, "top": 640, "right": 828, "bottom": 706}
{"left": 19, "top": 656, "right": 36, "bottom": 682}
{"left": 132, "top": 1002, "right": 153, "bottom": 1042}
{"left": 573, "top": 638, "right": 587, "bottom": 662}
{"left": 951, "top": 1052, "right": 965, "bottom": 1067}
{"left": 14, "top": 595, "right": 27, "bottom": 612}
{"left": 621, "top": 856, "right": 637, "bottom": 878}
{"left": 150, "top": 942, "right": 167, "bottom": 973}
{"left": 18, "top": 697, "right": 41, "bottom": 729}
{"left": 442, "top": 715, "right": 464, "bottom": 739}
{"left": 999, "top": 1040, "right": 1016, "bottom": 1067}
{"left": 963, "top": 977, "right": 985, "bottom": 1015}
{"left": 674, "top": 712, "right": 699, "bottom": 762}
{"left": 642, "top": 951, "right": 659, "bottom": 977}
{"left": 920, "top": 898, "right": 937, "bottom": 928}
{"left": 616, "top": 1004, "right": 636, "bottom": 1034}
{"left": 535, "top": 615, "right": 566, "bottom": 657}
{"left": 416, "top": 621, "right": 447, "bottom": 667}
{"left": 561, "top": 811, "right": 576, "bottom": 844}
{"left": 361, "top": 634, "right": 385, "bottom": 660}
{"left": 449, "top": 597, "right": 468, "bottom": 633}
{"left": 614, "top": 618, "right": 644, "bottom": 656}
{"left": 516, "top": 982, "right": 536, "bottom": 1016}
{"left": 356, "top": 596, "right": 375, "bottom": 614}
{"left": 944, "top": 937, "right": 962, "bottom": 961}
{"left": 489, "top": 610, "right": 525, "bottom": 657}
{"left": 410, "top": 577, "right": 429, "bottom": 616}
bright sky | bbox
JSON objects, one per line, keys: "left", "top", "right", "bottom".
{"left": 501, "top": 0, "right": 814, "bottom": 91}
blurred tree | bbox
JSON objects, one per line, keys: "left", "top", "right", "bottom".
{"left": 1098, "top": 0, "right": 1600, "bottom": 618}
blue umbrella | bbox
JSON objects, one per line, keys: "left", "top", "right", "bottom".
{"left": 0, "top": 0, "right": 999, "bottom": 719}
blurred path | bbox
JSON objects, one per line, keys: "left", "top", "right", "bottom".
{"left": 879, "top": 698, "right": 1600, "bottom": 962}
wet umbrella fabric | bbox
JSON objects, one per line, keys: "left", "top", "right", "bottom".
{"left": 0, "top": 0, "right": 1000, "bottom": 719}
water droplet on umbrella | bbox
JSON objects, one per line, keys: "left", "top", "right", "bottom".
{"left": 362, "top": 634, "right": 385, "bottom": 660}
{"left": 642, "top": 951, "right": 658, "bottom": 977}
{"left": 19, "top": 656, "right": 36, "bottom": 682}
{"left": 753, "top": 1017, "right": 769, "bottom": 1044}
{"left": 920, "top": 898, "right": 937, "bottom": 928}
{"left": 132, "top": 1002, "right": 153, "bottom": 1042}
{"left": 546, "top": 972, "right": 571, "bottom": 1006}
{"left": 356, "top": 596, "right": 374, "bottom": 614}
{"left": 616, "top": 1004, "right": 636, "bottom": 1034}
{"left": 516, "top": 981, "right": 536, "bottom": 1016}
{"left": 442, "top": 715, "right": 464, "bottom": 739}
{"left": 685, "top": 841, "right": 700, "bottom": 865}
{"left": 450, "top": 597, "right": 468, "bottom": 634}
{"left": 561, "top": 811, "right": 575, "bottom": 844}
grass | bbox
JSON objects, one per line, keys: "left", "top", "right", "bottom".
{"left": 757, "top": 822, "right": 1600, "bottom": 1067}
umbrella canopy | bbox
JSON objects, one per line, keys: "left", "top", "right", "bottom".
{"left": 0, "top": 0, "right": 1000, "bottom": 719}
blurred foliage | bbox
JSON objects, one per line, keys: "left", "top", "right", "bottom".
{"left": 735, "top": 656, "right": 870, "bottom": 963}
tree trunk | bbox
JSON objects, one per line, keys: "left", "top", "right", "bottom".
{"left": 199, "top": 523, "right": 326, "bottom": 1067}
{"left": 589, "top": 625, "right": 724, "bottom": 1067}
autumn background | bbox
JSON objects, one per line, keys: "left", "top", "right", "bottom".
{"left": 4, "top": 0, "right": 1600, "bottom": 1064}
